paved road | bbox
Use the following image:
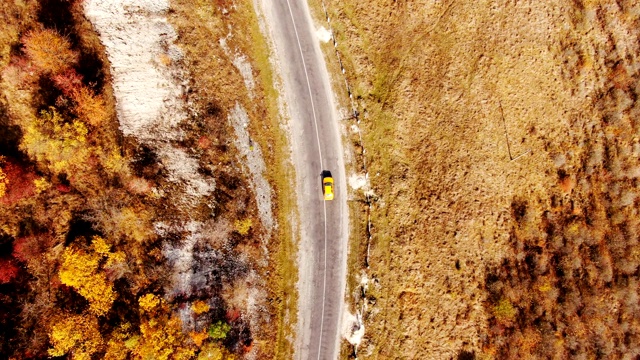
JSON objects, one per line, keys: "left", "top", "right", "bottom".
{"left": 258, "top": 0, "right": 349, "bottom": 359}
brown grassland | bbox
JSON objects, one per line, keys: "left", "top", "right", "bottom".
{"left": 0, "top": 0, "right": 292, "bottom": 359}
{"left": 317, "top": 0, "right": 640, "bottom": 358}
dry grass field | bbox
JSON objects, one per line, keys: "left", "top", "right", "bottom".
{"left": 319, "top": 0, "right": 640, "bottom": 358}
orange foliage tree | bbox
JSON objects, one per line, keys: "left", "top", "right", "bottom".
{"left": 52, "top": 70, "right": 109, "bottom": 127}
{"left": 22, "top": 29, "right": 78, "bottom": 74}
{"left": 73, "top": 86, "right": 109, "bottom": 127}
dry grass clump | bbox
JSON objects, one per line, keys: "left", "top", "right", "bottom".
{"left": 319, "top": 0, "right": 640, "bottom": 358}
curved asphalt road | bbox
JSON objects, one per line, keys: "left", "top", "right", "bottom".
{"left": 258, "top": 0, "right": 349, "bottom": 359}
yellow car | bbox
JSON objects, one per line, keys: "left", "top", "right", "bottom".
{"left": 322, "top": 173, "right": 334, "bottom": 201}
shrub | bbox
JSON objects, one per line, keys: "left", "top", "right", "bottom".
{"left": 234, "top": 219, "right": 252, "bottom": 236}
{"left": 0, "top": 160, "right": 36, "bottom": 205}
{"left": 95, "top": 206, "right": 153, "bottom": 243}
{"left": 33, "top": 177, "right": 50, "bottom": 193}
{"left": 190, "top": 331, "right": 209, "bottom": 348}
{"left": 12, "top": 236, "right": 43, "bottom": 263}
{"left": 208, "top": 321, "right": 231, "bottom": 340}
{"left": 493, "top": 298, "right": 517, "bottom": 323}
{"left": 52, "top": 69, "right": 84, "bottom": 97}
{"left": 192, "top": 300, "right": 210, "bottom": 315}
{"left": 22, "top": 29, "right": 78, "bottom": 74}
{"left": 0, "top": 160, "right": 6, "bottom": 198}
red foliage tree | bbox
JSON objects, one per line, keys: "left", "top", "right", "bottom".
{"left": 13, "top": 236, "right": 47, "bottom": 263}
{"left": 0, "top": 258, "right": 20, "bottom": 284}
{"left": 52, "top": 69, "right": 84, "bottom": 97}
{"left": 0, "top": 160, "right": 36, "bottom": 205}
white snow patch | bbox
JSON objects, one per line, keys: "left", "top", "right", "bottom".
{"left": 84, "top": 0, "right": 186, "bottom": 140}
{"left": 177, "top": 304, "right": 194, "bottom": 330}
{"left": 229, "top": 103, "right": 274, "bottom": 235}
{"left": 360, "top": 271, "right": 369, "bottom": 293}
{"left": 316, "top": 26, "right": 332, "bottom": 43}
{"left": 162, "top": 221, "right": 202, "bottom": 299}
{"left": 220, "top": 36, "right": 256, "bottom": 98}
{"left": 84, "top": 0, "right": 215, "bottom": 203}
{"left": 157, "top": 147, "right": 214, "bottom": 198}
{"left": 348, "top": 173, "right": 367, "bottom": 190}
{"left": 341, "top": 307, "right": 365, "bottom": 347}
{"left": 232, "top": 54, "right": 256, "bottom": 97}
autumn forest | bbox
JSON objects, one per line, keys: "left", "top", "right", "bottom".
{"left": 0, "top": 0, "right": 276, "bottom": 359}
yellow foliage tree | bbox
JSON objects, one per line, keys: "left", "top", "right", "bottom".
{"left": 234, "top": 219, "right": 252, "bottom": 235}
{"left": 22, "top": 29, "right": 78, "bottom": 74}
{"left": 104, "top": 323, "right": 132, "bottom": 360}
{"left": 92, "top": 235, "right": 126, "bottom": 267}
{"left": 21, "top": 108, "right": 91, "bottom": 174}
{"left": 139, "top": 293, "right": 161, "bottom": 312}
{"left": 92, "top": 236, "right": 112, "bottom": 255}
{"left": 133, "top": 316, "right": 195, "bottom": 360}
{"left": 197, "top": 342, "right": 235, "bottom": 360}
{"left": 102, "top": 148, "right": 129, "bottom": 178}
{"left": 48, "top": 313, "right": 104, "bottom": 360}
{"left": 58, "top": 241, "right": 116, "bottom": 316}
